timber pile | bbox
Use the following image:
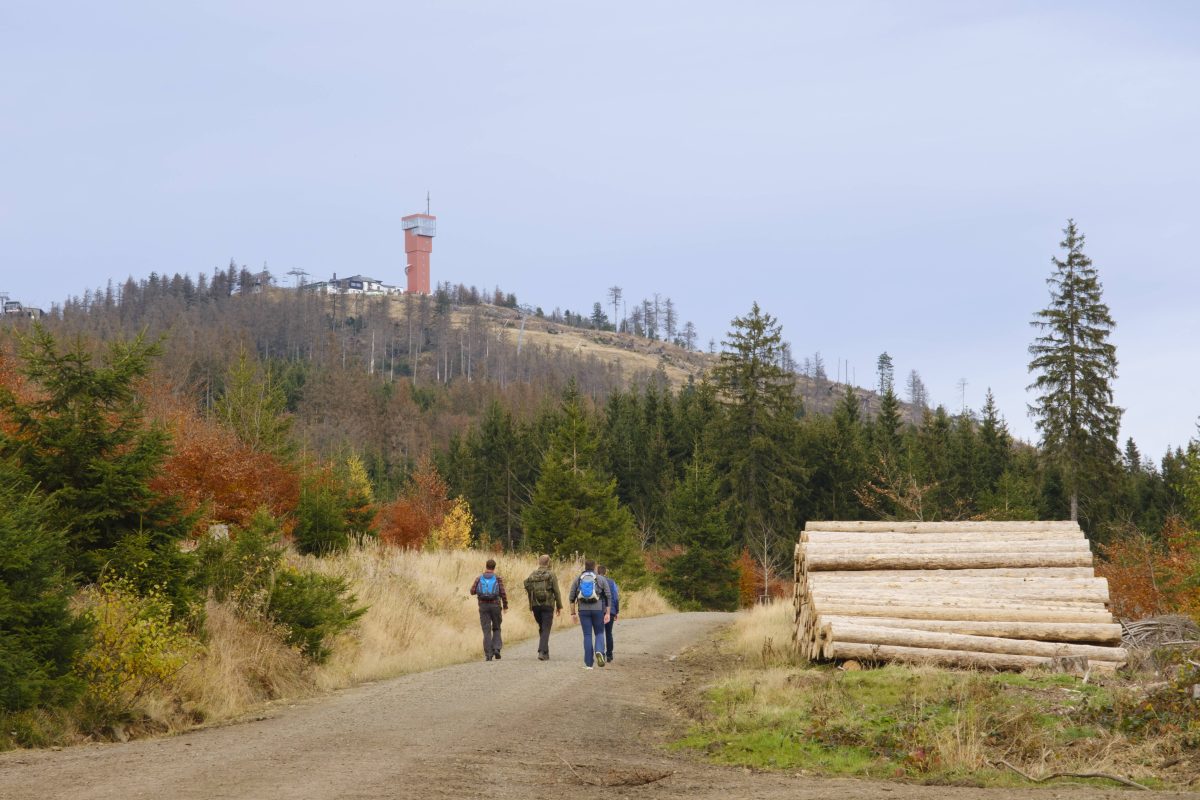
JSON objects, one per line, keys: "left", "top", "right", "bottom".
{"left": 793, "top": 521, "right": 1127, "bottom": 671}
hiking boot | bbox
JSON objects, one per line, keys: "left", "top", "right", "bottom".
{"left": 595, "top": 653, "right": 606, "bottom": 667}
{"left": 485, "top": 656, "right": 493, "bottom": 661}
{"left": 493, "top": 650, "right": 502, "bottom": 660}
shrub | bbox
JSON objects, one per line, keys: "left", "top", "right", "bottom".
{"left": 74, "top": 576, "right": 199, "bottom": 731}
{"left": 267, "top": 570, "right": 366, "bottom": 663}
{"left": 427, "top": 497, "right": 474, "bottom": 550}
{"left": 193, "top": 508, "right": 284, "bottom": 610}
{"left": 294, "top": 471, "right": 352, "bottom": 555}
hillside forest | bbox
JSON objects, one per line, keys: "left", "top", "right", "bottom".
{"left": 2, "top": 222, "right": 1199, "bottom": 743}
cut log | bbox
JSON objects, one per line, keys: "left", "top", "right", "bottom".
{"left": 817, "top": 615, "right": 1123, "bottom": 644}
{"left": 809, "top": 591, "right": 1106, "bottom": 610}
{"left": 816, "top": 601, "right": 1112, "bottom": 623}
{"left": 801, "top": 540, "right": 1091, "bottom": 554}
{"left": 826, "top": 641, "right": 1117, "bottom": 671}
{"left": 808, "top": 576, "right": 1110, "bottom": 602}
{"left": 804, "top": 521, "right": 1079, "bottom": 533}
{"left": 802, "top": 530, "right": 1085, "bottom": 543}
{"left": 813, "top": 568, "right": 1096, "bottom": 580}
{"left": 825, "top": 623, "right": 1128, "bottom": 662}
{"left": 803, "top": 552, "right": 1094, "bottom": 571}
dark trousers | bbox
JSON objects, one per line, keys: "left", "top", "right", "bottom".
{"left": 532, "top": 606, "right": 555, "bottom": 656}
{"left": 603, "top": 617, "right": 615, "bottom": 660}
{"left": 479, "top": 603, "right": 503, "bottom": 657}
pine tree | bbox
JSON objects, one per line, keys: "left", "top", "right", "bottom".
{"left": 0, "top": 459, "right": 90, "bottom": 712}
{"left": 876, "top": 352, "right": 895, "bottom": 394}
{"left": 873, "top": 385, "right": 903, "bottom": 457}
{"left": 1028, "top": 220, "right": 1122, "bottom": 521}
{"left": 711, "top": 303, "right": 804, "bottom": 576}
{"left": 523, "top": 383, "right": 644, "bottom": 581}
{"left": 977, "top": 389, "right": 1012, "bottom": 491}
{"left": 0, "top": 326, "right": 195, "bottom": 611}
{"left": 660, "top": 454, "right": 738, "bottom": 610}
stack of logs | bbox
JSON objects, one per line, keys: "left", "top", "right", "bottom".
{"left": 794, "top": 521, "right": 1128, "bottom": 671}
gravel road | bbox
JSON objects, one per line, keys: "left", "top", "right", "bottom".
{"left": 0, "top": 612, "right": 1194, "bottom": 800}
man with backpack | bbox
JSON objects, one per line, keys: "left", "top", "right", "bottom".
{"left": 597, "top": 564, "right": 619, "bottom": 664}
{"left": 470, "top": 558, "right": 508, "bottom": 661}
{"left": 568, "top": 559, "right": 611, "bottom": 669}
{"left": 523, "top": 554, "right": 563, "bottom": 661}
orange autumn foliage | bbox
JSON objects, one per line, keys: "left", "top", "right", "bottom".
{"left": 736, "top": 548, "right": 760, "bottom": 608}
{"left": 148, "top": 392, "right": 300, "bottom": 537}
{"left": 1097, "top": 516, "right": 1200, "bottom": 621}
{"left": 378, "top": 461, "right": 452, "bottom": 549}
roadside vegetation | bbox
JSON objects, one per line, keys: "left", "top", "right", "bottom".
{"left": 676, "top": 602, "right": 1200, "bottom": 789}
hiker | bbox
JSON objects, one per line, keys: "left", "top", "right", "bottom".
{"left": 568, "top": 559, "right": 611, "bottom": 669}
{"left": 597, "top": 564, "right": 619, "bottom": 663}
{"left": 523, "top": 554, "right": 563, "bottom": 661}
{"left": 470, "top": 558, "right": 508, "bottom": 661}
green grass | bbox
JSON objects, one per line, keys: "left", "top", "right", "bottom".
{"left": 675, "top": 662, "right": 1189, "bottom": 788}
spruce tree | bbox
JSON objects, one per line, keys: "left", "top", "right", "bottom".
{"left": 1028, "top": 220, "right": 1122, "bottom": 521}
{"left": 660, "top": 454, "right": 738, "bottom": 610}
{"left": 976, "top": 389, "right": 1012, "bottom": 492}
{"left": 711, "top": 303, "right": 804, "bottom": 563}
{"left": 523, "top": 383, "right": 644, "bottom": 581}
{"left": 0, "top": 327, "right": 195, "bottom": 611}
{"left": 873, "top": 386, "right": 903, "bottom": 457}
{"left": 0, "top": 459, "right": 90, "bottom": 712}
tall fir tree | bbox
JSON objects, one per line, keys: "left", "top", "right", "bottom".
{"left": 660, "top": 453, "right": 738, "bottom": 610}
{"left": 711, "top": 303, "right": 804, "bottom": 571}
{"left": 1028, "top": 220, "right": 1122, "bottom": 522}
{"left": 523, "top": 382, "right": 644, "bottom": 582}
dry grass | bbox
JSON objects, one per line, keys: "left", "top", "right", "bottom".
{"left": 301, "top": 544, "right": 673, "bottom": 688}
{"left": 726, "top": 600, "right": 797, "bottom": 667}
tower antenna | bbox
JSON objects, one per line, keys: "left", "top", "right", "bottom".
{"left": 426, "top": 191, "right": 431, "bottom": 216}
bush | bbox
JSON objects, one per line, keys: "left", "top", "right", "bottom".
{"left": 193, "top": 509, "right": 284, "bottom": 610}
{"left": 74, "top": 576, "right": 199, "bottom": 732}
{"left": 267, "top": 570, "right": 366, "bottom": 663}
{"left": 294, "top": 472, "right": 352, "bottom": 555}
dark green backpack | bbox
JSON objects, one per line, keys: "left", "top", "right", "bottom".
{"left": 527, "top": 570, "right": 554, "bottom": 606}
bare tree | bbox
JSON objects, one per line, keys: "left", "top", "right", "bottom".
{"left": 663, "top": 296, "right": 677, "bottom": 341}
{"left": 906, "top": 368, "right": 928, "bottom": 409}
{"left": 607, "top": 285, "right": 622, "bottom": 329}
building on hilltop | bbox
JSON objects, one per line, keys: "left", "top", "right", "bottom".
{"left": 1, "top": 295, "right": 45, "bottom": 320}
{"left": 402, "top": 212, "right": 436, "bottom": 295}
{"left": 300, "top": 274, "right": 399, "bottom": 296}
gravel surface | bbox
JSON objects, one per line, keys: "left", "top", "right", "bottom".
{"left": 1, "top": 612, "right": 1195, "bottom": 800}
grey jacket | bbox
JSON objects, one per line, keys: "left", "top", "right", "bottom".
{"left": 568, "top": 572, "right": 611, "bottom": 613}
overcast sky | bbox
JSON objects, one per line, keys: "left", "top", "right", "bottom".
{"left": 2, "top": 1, "right": 1198, "bottom": 458}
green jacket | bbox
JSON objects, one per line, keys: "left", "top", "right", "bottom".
{"left": 523, "top": 567, "right": 562, "bottom": 610}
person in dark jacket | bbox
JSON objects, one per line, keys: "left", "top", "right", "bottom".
{"left": 597, "top": 564, "right": 619, "bottom": 663}
{"left": 523, "top": 554, "right": 563, "bottom": 661}
{"left": 470, "top": 559, "right": 508, "bottom": 661}
{"left": 568, "top": 559, "right": 610, "bottom": 669}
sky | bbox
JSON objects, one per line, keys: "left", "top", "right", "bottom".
{"left": 2, "top": 1, "right": 1198, "bottom": 458}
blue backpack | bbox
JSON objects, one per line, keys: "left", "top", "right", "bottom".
{"left": 578, "top": 571, "right": 601, "bottom": 604}
{"left": 477, "top": 573, "right": 499, "bottom": 600}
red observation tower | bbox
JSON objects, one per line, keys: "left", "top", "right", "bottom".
{"left": 401, "top": 213, "right": 436, "bottom": 294}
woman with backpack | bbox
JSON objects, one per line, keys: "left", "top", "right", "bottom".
{"left": 568, "top": 559, "right": 611, "bottom": 669}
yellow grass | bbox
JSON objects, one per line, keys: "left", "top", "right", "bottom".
{"left": 726, "top": 600, "right": 797, "bottom": 666}
{"left": 301, "top": 544, "right": 673, "bottom": 688}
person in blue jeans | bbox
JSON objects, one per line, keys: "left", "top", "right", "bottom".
{"left": 597, "top": 564, "right": 619, "bottom": 663}
{"left": 568, "top": 559, "right": 611, "bottom": 669}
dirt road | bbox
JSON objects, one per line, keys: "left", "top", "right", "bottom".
{"left": 0, "top": 612, "right": 1194, "bottom": 800}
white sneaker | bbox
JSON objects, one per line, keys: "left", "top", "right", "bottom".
{"left": 584, "top": 665, "right": 594, "bottom": 670}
